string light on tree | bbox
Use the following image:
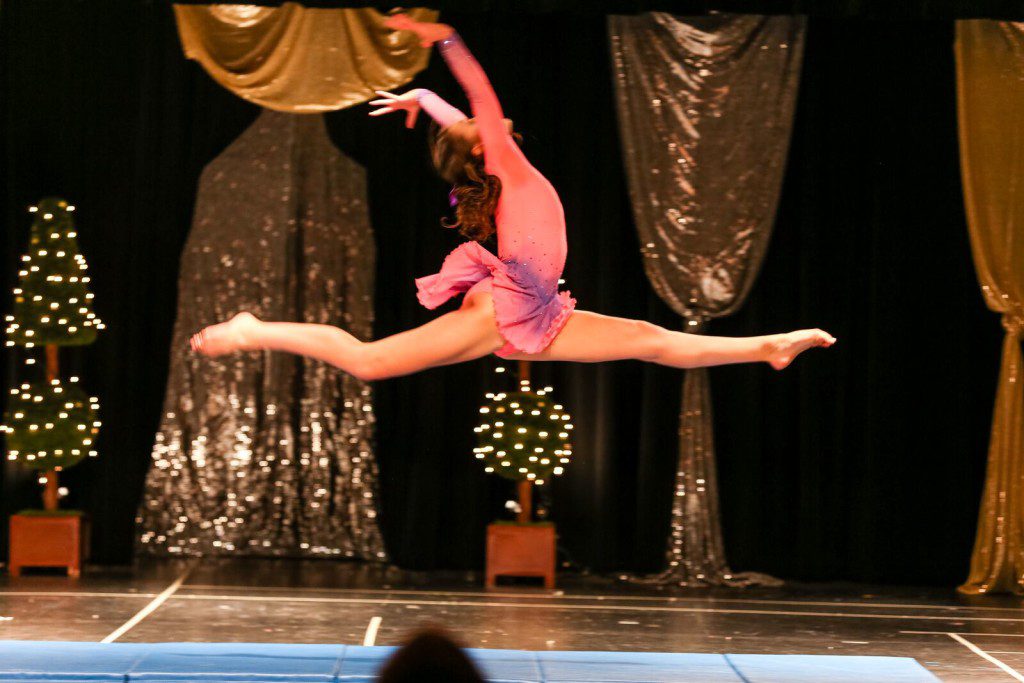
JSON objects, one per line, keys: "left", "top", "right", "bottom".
{"left": 474, "top": 372, "right": 574, "bottom": 486}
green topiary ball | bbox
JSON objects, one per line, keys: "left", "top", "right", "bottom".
{"left": 1, "top": 378, "right": 100, "bottom": 470}
{"left": 474, "top": 383, "right": 573, "bottom": 485}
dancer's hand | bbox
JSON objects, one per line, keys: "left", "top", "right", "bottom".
{"left": 368, "top": 90, "right": 424, "bottom": 128}
{"left": 384, "top": 13, "right": 453, "bottom": 47}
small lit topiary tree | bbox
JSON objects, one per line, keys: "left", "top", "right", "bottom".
{"left": 474, "top": 363, "right": 573, "bottom": 522}
{"left": 2, "top": 198, "right": 103, "bottom": 510}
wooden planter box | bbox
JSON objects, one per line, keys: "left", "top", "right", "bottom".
{"left": 8, "top": 512, "right": 89, "bottom": 578}
{"left": 486, "top": 522, "right": 556, "bottom": 589}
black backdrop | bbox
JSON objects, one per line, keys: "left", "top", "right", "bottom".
{"left": 0, "top": 2, "right": 1005, "bottom": 586}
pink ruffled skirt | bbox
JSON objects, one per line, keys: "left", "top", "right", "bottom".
{"left": 415, "top": 241, "right": 576, "bottom": 358}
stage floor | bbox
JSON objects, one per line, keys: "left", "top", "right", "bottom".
{"left": 0, "top": 559, "right": 1021, "bottom": 681}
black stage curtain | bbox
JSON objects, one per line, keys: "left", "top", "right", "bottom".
{"left": 0, "top": 3, "right": 1000, "bottom": 585}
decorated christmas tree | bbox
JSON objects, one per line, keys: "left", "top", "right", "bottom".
{"left": 2, "top": 198, "right": 103, "bottom": 510}
{"left": 474, "top": 362, "right": 573, "bottom": 522}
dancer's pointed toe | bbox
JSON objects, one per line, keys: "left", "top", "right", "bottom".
{"left": 191, "top": 313, "right": 259, "bottom": 357}
{"left": 766, "top": 328, "right": 835, "bottom": 370}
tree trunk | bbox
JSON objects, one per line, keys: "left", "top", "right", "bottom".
{"left": 517, "top": 479, "right": 532, "bottom": 524}
{"left": 516, "top": 360, "right": 532, "bottom": 523}
{"left": 42, "top": 344, "right": 60, "bottom": 512}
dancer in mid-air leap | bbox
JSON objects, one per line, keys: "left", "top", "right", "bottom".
{"left": 191, "top": 15, "right": 835, "bottom": 378}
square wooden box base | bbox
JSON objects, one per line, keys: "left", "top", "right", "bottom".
{"left": 8, "top": 512, "right": 89, "bottom": 578}
{"left": 486, "top": 523, "right": 556, "bottom": 589}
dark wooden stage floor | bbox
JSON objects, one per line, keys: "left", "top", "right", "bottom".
{"left": 1, "top": 559, "right": 1023, "bottom": 681}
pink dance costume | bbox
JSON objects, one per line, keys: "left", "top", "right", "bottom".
{"left": 413, "top": 33, "right": 576, "bottom": 358}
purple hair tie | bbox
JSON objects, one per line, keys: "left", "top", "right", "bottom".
{"left": 448, "top": 187, "right": 459, "bottom": 208}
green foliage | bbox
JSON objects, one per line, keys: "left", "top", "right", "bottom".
{"left": 474, "top": 384, "right": 574, "bottom": 485}
{"left": 5, "top": 197, "right": 103, "bottom": 348}
{"left": 1, "top": 379, "right": 100, "bottom": 471}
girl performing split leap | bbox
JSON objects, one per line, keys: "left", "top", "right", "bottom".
{"left": 192, "top": 15, "right": 835, "bottom": 378}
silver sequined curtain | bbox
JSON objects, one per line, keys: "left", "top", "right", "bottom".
{"left": 609, "top": 13, "right": 805, "bottom": 585}
{"left": 137, "top": 110, "right": 386, "bottom": 560}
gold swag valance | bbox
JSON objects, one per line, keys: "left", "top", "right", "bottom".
{"left": 173, "top": 4, "right": 439, "bottom": 113}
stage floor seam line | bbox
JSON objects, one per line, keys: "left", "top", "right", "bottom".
{"left": 362, "top": 616, "right": 382, "bottom": 646}
{"left": 152, "top": 593, "right": 1024, "bottom": 623}
{"left": 178, "top": 583, "right": 1024, "bottom": 612}
{"left": 6, "top": 590, "right": 1023, "bottom": 626}
{"left": 902, "top": 631, "right": 1024, "bottom": 637}
{"left": 948, "top": 632, "right": 1024, "bottom": 681}
{"left": 100, "top": 568, "right": 191, "bottom": 643}
{"left": 0, "top": 591, "right": 161, "bottom": 599}
{"left": 4, "top": 586, "right": 1020, "bottom": 616}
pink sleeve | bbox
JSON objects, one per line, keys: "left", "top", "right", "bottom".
{"left": 415, "top": 90, "right": 467, "bottom": 130}
{"left": 437, "top": 32, "right": 527, "bottom": 175}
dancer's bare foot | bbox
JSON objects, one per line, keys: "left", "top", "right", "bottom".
{"left": 190, "top": 312, "right": 261, "bottom": 357}
{"left": 764, "top": 329, "right": 836, "bottom": 370}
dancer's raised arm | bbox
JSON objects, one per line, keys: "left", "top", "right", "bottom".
{"left": 384, "top": 14, "right": 525, "bottom": 174}
{"left": 369, "top": 88, "right": 467, "bottom": 129}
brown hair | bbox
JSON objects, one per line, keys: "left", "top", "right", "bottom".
{"left": 429, "top": 121, "right": 519, "bottom": 243}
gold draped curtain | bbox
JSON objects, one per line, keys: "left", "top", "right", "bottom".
{"left": 173, "top": 4, "right": 439, "bottom": 112}
{"left": 956, "top": 21, "right": 1024, "bottom": 595}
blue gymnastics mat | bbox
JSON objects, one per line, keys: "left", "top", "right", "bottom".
{"left": 0, "top": 641, "right": 939, "bottom": 682}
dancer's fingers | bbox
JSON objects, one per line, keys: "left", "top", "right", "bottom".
{"left": 368, "top": 108, "right": 394, "bottom": 117}
{"left": 374, "top": 90, "right": 397, "bottom": 99}
{"left": 405, "top": 108, "right": 419, "bottom": 128}
{"left": 384, "top": 13, "right": 412, "bottom": 30}
{"left": 368, "top": 99, "right": 394, "bottom": 107}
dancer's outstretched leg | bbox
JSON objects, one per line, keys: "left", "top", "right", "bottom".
{"left": 505, "top": 310, "right": 834, "bottom": 370}
{"left": 192, "top": 297, "right": 832, "bottom": 378}
{"left": 190, "top": 294, "right": 505, "bottom": 380}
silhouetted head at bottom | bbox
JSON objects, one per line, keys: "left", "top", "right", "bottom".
{"left": 377, "top": 628, "right": 486, "bottom": 683}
